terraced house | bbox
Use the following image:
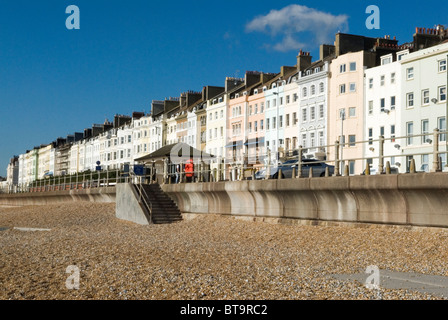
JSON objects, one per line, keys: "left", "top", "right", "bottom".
{"left": 364, "top": 47, "right": 409, "bottom": 173}
{"left": 206, "top": 77, "right": 244, "bottom": 179}
{"left": 328, "top": 33, "right": 402, "bottom": 175}
{"left": 245, "top": 72, "right": 276, "bottom": 167}
{"left": 6, "top": 27, "right": 448, "bottom": 190}
{"left": 400, "top": 40, "right": 448, "bottom": 172}
{"left": 294, "top": 48, "right": 332, "bottom": 161}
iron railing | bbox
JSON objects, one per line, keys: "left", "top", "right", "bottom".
{"left": 1, "top": 129, "right": 447, "bottom": 193}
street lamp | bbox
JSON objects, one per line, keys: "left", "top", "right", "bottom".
{"left": 340, "top": 108, "right": 346, "bottom": 173}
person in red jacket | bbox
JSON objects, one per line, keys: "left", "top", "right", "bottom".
{"left": 185, "top": 159, "right": 194, "bottom": 183}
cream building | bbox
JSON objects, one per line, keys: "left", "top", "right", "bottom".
{"left": 37, "top": 144, "right": 53, "bottom": 179}
{"left": 328, "top": 50, "right": 377, "bottom": 175}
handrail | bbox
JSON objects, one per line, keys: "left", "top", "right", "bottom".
{"left": 3, "top": 129, "right": 448, "bottom": 194}
{"left": 128, "top": 171, "right": 153, "bottom": 224}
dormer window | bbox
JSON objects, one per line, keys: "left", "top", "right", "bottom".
{"left": 397, "top": 49, "right": 409, "bottom": 61}
{"left": 381, "top": 54, "right": 392, "bottom": 65}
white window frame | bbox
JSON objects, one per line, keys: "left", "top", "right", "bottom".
{"left": 422, "top": 119, "right": 430, "bottom": 144}
{"left": 349, "top": 62, "right": 356, "bottom": 71}
{"left": 422, "top": 89, "right": 430, "bottom": 106}
{"left": 390, "top": 96, "right": 396, "bottom": 110}
{"left": 407, "top": 92, "right": 414, "bottom": 108}
{"left": 349, "top": 107, "right": 356, "bottom": 118}
{"left": 407, "top": 67, "right": 414, "bottom": 80}
{"left": 439, "top": 59, "right": 447, "bottom": 73}
{"left": 439, "top": 86, "right": 447, "bottom": 102}
{"left": 302, "top": 108, "right": 307, "bottom": 122}
{"left": 407, "top": 122, "right": 414, "bottom": 145}
{"left": 349, "top": 83, "right": 356, "bottom": 92}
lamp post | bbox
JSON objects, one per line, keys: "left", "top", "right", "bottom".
{"left": 340, "top": 108, "right": 346, "bottom": 174}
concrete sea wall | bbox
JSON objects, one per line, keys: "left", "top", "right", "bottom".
{"left": 162, "top": 173, "right": 448, "bottom": 228}
{"left": 2, "top": 173, "right": 448, "bottom": 229}
{"left": 0, "top": 187, "right": 116, "bottom": 206}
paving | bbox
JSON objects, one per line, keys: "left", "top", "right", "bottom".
{"left": 13, "top": 227, "right": 51, "bottom": 232}
{"left": 331, "top": 269, "right": 448, "bottom": 298}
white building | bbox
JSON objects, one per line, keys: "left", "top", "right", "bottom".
{"left": 133, "top": 116, "right": 150, "bottom": 161}
{"left": 400, "top": 42, "right": 448, "bottom": 172}
{"left": 37, "top": 144, "right": 53, "bottom": 179}
{"left": 296, "top": 60, "right": 330, "bottom": 160}
{"left": 207, "top": 78, "right": 244, "bottom": 179}
{"left": 69, "top": 141, "right": 81, "bottom": 174}
{"left": 18, "top": 154, "right": 26, "bottom": 186}
{"left": 364, "top": 50, "right": 408, "bottom": 173}
{"left": 186, "top": 107, "right": 198, "bottom": 148}
{"left": 264, "top": 78, "right": 286, "bottom": 164}
{"left": 283, "top": 73, "right": 300, "bottom": 156}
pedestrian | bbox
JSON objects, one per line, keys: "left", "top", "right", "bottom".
{"left": 175, "top": 163, "right": 180, "bottom": 184}
{"left": 185, "top": 159, "right": 194, "bottom": 183}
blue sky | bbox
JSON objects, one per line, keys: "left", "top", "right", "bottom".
{"left": 0, "top": 0, "right": 446, "bottom": 176}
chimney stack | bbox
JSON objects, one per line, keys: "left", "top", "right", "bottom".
{"left": 319, "top": 44, "right": 335, "bottom": 61}
{"left": 297, "top": 50, "right": 312, "bottom": 72}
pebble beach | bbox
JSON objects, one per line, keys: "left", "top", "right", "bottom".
{"left": 1, "top": 202, "right": 448, "bottom": 300}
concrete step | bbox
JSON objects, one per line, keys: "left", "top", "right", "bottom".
{"left": 139, "top": 183, "right": 182, "bottom": 225}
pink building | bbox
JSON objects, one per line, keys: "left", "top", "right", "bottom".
{"left": 328, "top": 50, "right": 377, "bottom": 175}
{"left": 246, "top": 87, "right": 267, "bottom": 166}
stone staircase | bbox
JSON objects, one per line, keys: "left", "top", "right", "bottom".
{"left": 139, "top": 184, "right": 183, "bottom": 224}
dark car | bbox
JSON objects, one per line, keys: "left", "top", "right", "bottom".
{"left": 255, "top": 159, "right": 335, "bottom": 179}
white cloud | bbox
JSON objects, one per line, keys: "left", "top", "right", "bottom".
{"left": 273, "top": 35, "right": 306, "bottom": 52}
{"left": 246, "top": 4, "right": 349, "bottom": 52}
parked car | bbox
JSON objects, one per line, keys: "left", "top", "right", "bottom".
{"left": 255, "top": 159, "right": 335, "bottom": 179}
{"left": 361, "top": 166, "right": 400, "bottom": 175}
